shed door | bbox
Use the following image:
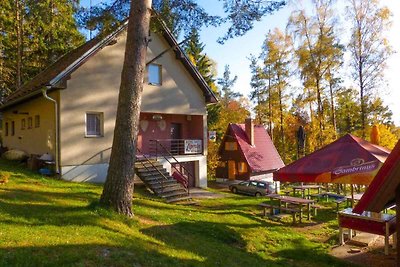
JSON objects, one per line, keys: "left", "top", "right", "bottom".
{"left": 228, "top": 160, "right": 236, "bottom": 180}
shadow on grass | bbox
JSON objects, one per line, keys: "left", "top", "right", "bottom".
{"left": 140, "top": 221, "right": 287, "bottom": 267}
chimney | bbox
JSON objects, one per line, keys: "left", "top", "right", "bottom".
{"left": 245, "top": 118, "right": 254, "bottom": 146}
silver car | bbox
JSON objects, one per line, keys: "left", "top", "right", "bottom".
{"left": 229, "top": 180, "right": 275, "bottom": 197}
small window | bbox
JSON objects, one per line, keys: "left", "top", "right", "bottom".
{"left": 148, "top": 64, "right": 162, "bottom": 85}
{"left": 11, "top": 121, "right": 15, "bottom": 136}
{"left": 5, "top": 122, "right": 8, "bottom": 136}
{"left": 238, "top": 162, "right": 247, "bottom": 173}
{"left": 27, "top": 117, "right": 33, "bottom": 129}
{"left": 21, "top": 119, "right": 26, "bottom": 130}
{"left": 34, "top": 115, "right": 40, "bottom": 128}
{"left": 86, "top": 112, "right": 103, "bottom": 137}
{"left": 225, "top": 142, "right": 237, "bottom": 151}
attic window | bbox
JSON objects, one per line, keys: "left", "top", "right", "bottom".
{"left": 225, "top": 142, "right": 237, "bottom": 151}
{"left": 148, "top": 64, "right": 162, "bottom": 85}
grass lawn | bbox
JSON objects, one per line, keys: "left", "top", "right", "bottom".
{"left": 0, "top": 159, "right": 354, "bottom": 267}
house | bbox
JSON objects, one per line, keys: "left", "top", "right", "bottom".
{"left": 216, "top": 118, "right": 284, "bottom": 183}
{"left": 0, "top": 20, "right": 217, "bottom": 189}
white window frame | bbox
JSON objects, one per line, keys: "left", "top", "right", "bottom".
{"left": 85, "top": 112, "right": 103, "bottom": 137}
{"left": 147, "top": 64, "right": 162, "bottom": 85}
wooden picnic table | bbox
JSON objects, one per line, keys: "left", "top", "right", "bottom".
{"left": 291, "top": 185, "right": 322, "bottom": 198}
{"left": 266, "top": 194, "right": 316, "bottom": 221}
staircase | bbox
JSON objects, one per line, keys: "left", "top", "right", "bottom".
{"left": 134, "top": 157, "right": 191, "bottom": 203}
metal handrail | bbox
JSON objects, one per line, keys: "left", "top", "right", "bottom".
{"left": 136, "top": 147, "right": 170, "bottom": 194}
{"left": 150, "top": 140, "right": 193, "bottom": 194}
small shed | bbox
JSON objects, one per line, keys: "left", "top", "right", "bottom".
{"left": 216, "top": 118, "right": 284, "bottom": 182}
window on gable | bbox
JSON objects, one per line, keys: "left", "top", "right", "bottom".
{"left": 21, "top": 119, "right": 26, "bottom": 130}
{"left": 148, "top": 64, "right": 162, "bottom": 85}
{"left": 225, "top": 142, "right": 237, "bottom": 151}
{"left": 11, "top": 121, "right": 15, "bottom": 136}
{"left": 86, "top": 112, "right": 103, "bottom": 137}
{"left": 34, "top": 115, "right": 40, "bottom": 128}
{"left": 27, "top": 117, "right": 32, "bottom": 129}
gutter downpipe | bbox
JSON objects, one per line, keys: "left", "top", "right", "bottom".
{"left": 42, "top": 86, "right": 59, "bottom": 174}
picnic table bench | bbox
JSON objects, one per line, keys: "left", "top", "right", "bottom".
{"left": 259, "top": 203, "right": 300, "bottom": 223}
{"left": 310, "top": 192, "right": 346, "bottom": 212}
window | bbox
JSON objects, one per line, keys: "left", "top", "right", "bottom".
{"left": 257, "top": 182, "right": 267, "bottom": 189}
{"left": 34, "top": 115, "right": 40, "bottom": 128}
{"left": 148, "top": 64, "right": 162, "bottom": 85}
{"left": 5, "top": 122, "right": 8, "bottom": 136}
{"left": 11, "top": 121, "right": 15, "bottom": 136}
{"left": 21, "top": 119, "right": 26, "bottom": 130}
{"left": 238, "top": 162, "right": 247, "bottom": 173}
{"left": 225, "top": 142, "right": 237, "bottom": 151}
{"left": 27, "top": 117, "right": 33, "bottom": 129}
{"left": 249, "top": 181, "right": 258, "bottom": 187}
{"left": 86, "top": 112, "right": 103, "bottom": 137}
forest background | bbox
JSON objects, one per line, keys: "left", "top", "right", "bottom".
{"left": 0, "top": 0, "right": 398, "bottom": 179}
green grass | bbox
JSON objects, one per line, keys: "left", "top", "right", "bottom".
{"left": 0, "top": 160, "right": 354, "bottom": 267}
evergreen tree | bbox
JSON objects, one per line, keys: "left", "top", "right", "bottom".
{"left": 0, "top": 0, "right": 84, "bottom": 97}
{"left": 184, "top": 29, "right": 216, "bottom": 89}
{"left": 217, "top": 65, "right": 241, "bottom": 106}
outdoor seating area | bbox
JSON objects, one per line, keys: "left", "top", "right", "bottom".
{"left": 260, "top": 193, "right": 316, "bottom": 223}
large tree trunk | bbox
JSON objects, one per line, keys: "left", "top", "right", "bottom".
{"left": 100, "top": 0, "right": 152, "bottom": 217}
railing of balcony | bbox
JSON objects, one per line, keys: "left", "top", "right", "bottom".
{"left": 149, "top": 139, "right": 203, "bottom": 156}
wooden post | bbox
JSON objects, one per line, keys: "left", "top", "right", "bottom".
{"left": 396, "top": 184, "right": 400, "bottom": 266}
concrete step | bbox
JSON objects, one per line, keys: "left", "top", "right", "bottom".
{"left": 161, "top": 190, "right": 188, "bottom": 198}
{"left": 154, "top": 184, "right": 186, "bottom": 194}
{"left": 136, "top": 168, "right": 166, "bottom": 174}
{"left": 166, "top": 195, "right": 192, "bottom": 203}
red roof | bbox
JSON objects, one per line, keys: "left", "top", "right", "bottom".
{"left": 353, "top": 139, "right": 400, "bottom": 214}
{"left": 273, "top": 134, "right": 391, "bottom": 185}
{"left": 230, "top": 124, "right": 284, "bottom": 173}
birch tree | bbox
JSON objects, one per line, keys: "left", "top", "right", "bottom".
{"left": 346, "top": 0, "right": 393, "bottom": 137}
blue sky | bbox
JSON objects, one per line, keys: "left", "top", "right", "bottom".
{"left": 80, "top": 0, "right": 400, "bottom": 125}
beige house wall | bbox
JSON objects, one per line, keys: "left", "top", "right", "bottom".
{"left": 59, "top": 29, "right": 207, "bottom": 167}
{"left": 2, "top": 91, "right": 58, "bottom": 157}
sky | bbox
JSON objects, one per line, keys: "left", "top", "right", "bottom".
{"left": 80, "top": 0, "right": 400, "bottom": 125}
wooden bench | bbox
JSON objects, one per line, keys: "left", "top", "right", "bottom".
{"left": 259, "top": 203, "right": 301, "bottom": 223}
{"left": 333, "top": 198, "right": 346, "bottom": 212}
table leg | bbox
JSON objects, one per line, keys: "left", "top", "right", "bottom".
{"left": 348, "top": 229, "right": 353, "bottom": 241}
{"left": 393, "top": 233, "right": 397, "bottom": 249}
{"left": 299, "top": 205, "right": 303, "bottom": 223}
{"left": 307, "top": 203, "right": 311, "bottom": 220}
{"left": 293, "top": 188, "right": 295, "bottom": 196}
{"left": 385, "top": 222, "right": 389, "bottom": 255}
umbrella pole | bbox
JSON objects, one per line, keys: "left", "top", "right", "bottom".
{"left": 351, "top": 184, "right": 354, "bottom": 208}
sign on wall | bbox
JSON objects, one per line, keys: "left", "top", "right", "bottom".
{"left": 184, "top": 140, "right": 202, "bottom": 154}
{"left": 208, "top": 131, "right": 216, "bottom": 142}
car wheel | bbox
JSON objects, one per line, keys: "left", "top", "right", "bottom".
{"left": 255, "top": 192, "right": 261, "bottom": 197}
{"left": 232, "top": 187, "right": 237, "bottom": 194}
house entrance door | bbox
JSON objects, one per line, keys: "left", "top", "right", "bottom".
{"left": 228, "top": 160, "right": 236, "bottom": 180}
{"left": 170, "top": 123, "right": 182, "bottom": 154}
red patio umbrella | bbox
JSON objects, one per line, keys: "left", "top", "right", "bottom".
{"left": 273, "top": 134, "right": 391, "bottom": 185}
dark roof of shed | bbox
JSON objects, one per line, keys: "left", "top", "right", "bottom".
{"left": 353, "top": 139, "right": 400, "bottom": 214}
{"left": 229, "top": 124, "right": 284, "bottom": 173}
{"left": 0, "top": 19, "right": 217, "bottom": 110}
